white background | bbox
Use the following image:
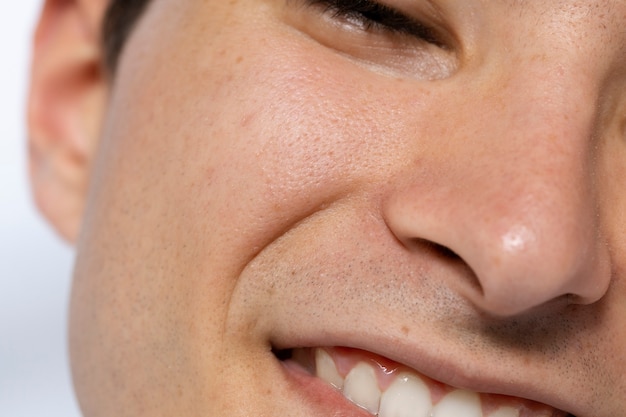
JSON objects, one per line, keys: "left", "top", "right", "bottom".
{"left": 0, "top": 2, "right": 80, "bottom": 416}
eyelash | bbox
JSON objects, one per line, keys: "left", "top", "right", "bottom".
{"left": 303, "top": 0, "right": 443, "bottom": 46}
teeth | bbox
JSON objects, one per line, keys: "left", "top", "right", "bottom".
{"left": 378, "top": 373, "right": 432, "bottom": 417}
{"left": 312, "top": 349, "right": 530, "bottom": 417}
{"left": 490, "top": 407, "right": 520, "bottom": 417}
{"left": 315, "top": 349, "right": 344, "bottom": 389}
{"left": 343, "top": 362, "right": 382, "bottom": 414}
{"left": 431, "top": 390, "right": 482, "bottom": 417}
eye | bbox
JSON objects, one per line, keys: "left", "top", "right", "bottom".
{"left": 303, "top": 0, "right": 445, "bottom": 47}
{"left": 288, "top": 0, "right": 456, "bottom": 80}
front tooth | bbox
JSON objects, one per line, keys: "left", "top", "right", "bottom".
{"left": 431, "top": 390, "right": 482, "bottom": 417}
{"left": 343, "top": 362, "right": 381, "bottom": 414}
{"left": 379, "top": 373, "right": 432, "bottom": 417}
{"left": 315, "top": 349, "right": 344, "bottom": 389}
{"left": 490, "top": 407, "right": 520, "bottom": 417}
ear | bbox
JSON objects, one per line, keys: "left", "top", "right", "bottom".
{"left": 28, "top": 0, "right": 109, "bottom": 243}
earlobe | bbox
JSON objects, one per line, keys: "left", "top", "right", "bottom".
{"left": 28, "top": 0, "right": 109, "bottom": 242}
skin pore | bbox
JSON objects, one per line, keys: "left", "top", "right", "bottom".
{"left": 28, "top": 1, "right": 626, "bottom": 417}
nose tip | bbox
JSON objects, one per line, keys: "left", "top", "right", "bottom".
{"left": 468, "top": 223, "right": 611, "bottom": 317}
{"left": 383, "top": 184, "right": 612, "bottom": 318}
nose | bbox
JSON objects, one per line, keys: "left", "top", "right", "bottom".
{"left": 383, "top": 67, "right": 612, "bottom": 317}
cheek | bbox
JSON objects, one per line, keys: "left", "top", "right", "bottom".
{"left": 163, "top": 45, "right": 393, "bottom": 240}
{"left": 71, "top": 2, "right": 462, "bottom": 410}
{"left": 198, "top": 42, "right": 434, "bottom": 224}
{"left": 102, "top": 0, "right": 457, "bottom": 261}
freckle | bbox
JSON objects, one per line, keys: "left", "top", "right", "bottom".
{"left": 272, "top": 202, "right": 283, "bottom": 213}
{"left": 235, "top": 56, "right": 244, "bottom": 64}
{"left": 205, "top": 167, "right": 215, "bottom": 185}
{"left": 401, "top": 325, "right": 409, "bottom": 336}
{"left": 240, "top": 112, "right": 256, "bottom": 127}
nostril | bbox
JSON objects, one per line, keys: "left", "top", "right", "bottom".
{"left": 436, "top": 244, "right": 461, "bottom": 261}
{"left": 411, "top": 239, "right": 484, "bottom": 294}
{"left": 411, "top": 238, "right": 461, "bottom": 261}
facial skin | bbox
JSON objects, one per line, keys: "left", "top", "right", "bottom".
{"left": 28, "top": 0, "right": 626, "bottom": 416}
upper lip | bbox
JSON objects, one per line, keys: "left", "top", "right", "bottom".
{"left": 281, "top": 346, "right": 575, "bottom": 417}
{"left": 271, "top": 333, "right": 578, "bottom": 417}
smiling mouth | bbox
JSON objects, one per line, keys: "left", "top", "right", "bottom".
{"left": 274, "top": 347, "right": 573, "bottom": 417}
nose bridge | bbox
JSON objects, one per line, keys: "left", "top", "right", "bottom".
{"left": 384, "top": 60, "right": 612, "bottom": 317}
{"left": 470, "top": 61, "right": 594, "bottom": 230}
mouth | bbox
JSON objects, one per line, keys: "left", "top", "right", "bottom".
{"left": 273, "top": 347, "right": 574, "bottom": 417}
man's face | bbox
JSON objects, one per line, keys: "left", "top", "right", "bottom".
{"left": 68, "top": 0, "right": 626, "bottom": 416}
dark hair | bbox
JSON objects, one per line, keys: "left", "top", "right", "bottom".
{"left": 102, "top": 0, "right": 152, "bottom": 73}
